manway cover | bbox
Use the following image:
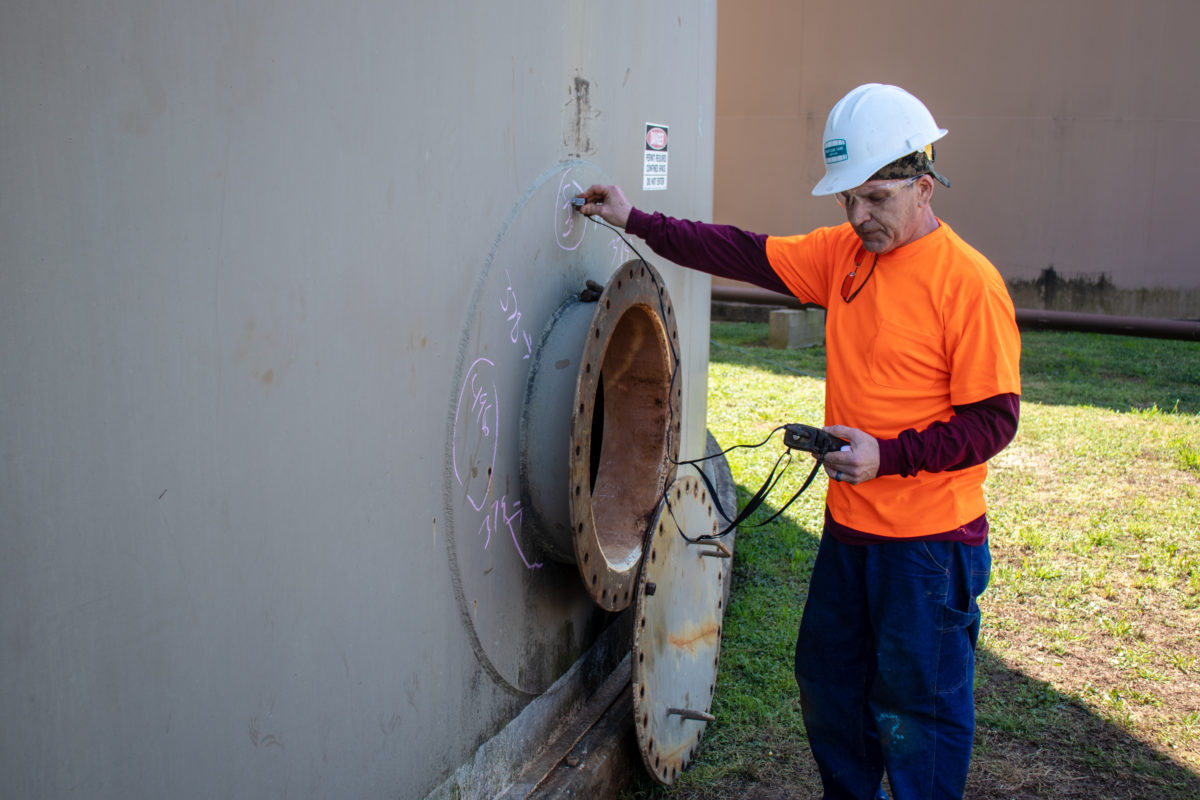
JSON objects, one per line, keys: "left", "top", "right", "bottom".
{"left": 632, "top": 474, "right": 729, "bottom": 785}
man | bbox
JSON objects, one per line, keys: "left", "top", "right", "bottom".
{"left": 577, "top": 84, "right": 1021, "bottom": 799}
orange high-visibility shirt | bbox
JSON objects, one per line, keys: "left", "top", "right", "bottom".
{"left": 765, "top": 221, "right": 1022, "bottom": 537}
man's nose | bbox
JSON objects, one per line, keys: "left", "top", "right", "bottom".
{"left": 846, "top": 199, "right": 873, "bottom": 226}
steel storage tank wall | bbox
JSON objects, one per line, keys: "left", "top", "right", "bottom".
{"left": 0, "top": 3, "right": 717, "bottom": 798}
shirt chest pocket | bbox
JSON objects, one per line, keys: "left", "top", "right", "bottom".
{"left": 868, "top": 319, "right": 947, "bottom": 390}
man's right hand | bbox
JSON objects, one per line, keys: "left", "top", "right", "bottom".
{"left": 576, "top": 184, "right": 633, "bottom": 230}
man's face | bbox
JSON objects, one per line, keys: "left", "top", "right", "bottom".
{"left": 837, "top": 175, "right": 931, "bottom": 254}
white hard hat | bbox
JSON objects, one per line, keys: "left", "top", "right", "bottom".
{"left": 811, "top": 83, "right": 948, "bottom": 196}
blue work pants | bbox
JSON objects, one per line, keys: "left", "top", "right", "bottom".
{"left": 794, "top": 532, "right": 990, "bottom": 800}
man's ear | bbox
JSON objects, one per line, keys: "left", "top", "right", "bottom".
{"left": 915, "top": 174, "right": 935, "bottom": 206}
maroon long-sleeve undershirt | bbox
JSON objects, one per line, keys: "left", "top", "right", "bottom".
{"left": 626, "top": 207, "right": 1020, "bottom": 542}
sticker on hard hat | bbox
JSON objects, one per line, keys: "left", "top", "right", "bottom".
{"left": 824, "top": 139, "right": 849, "bottom": 164}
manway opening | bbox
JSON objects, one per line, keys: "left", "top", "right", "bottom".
{"left": 520, "top": 260, "right": 681, "bottom": 611}
{"left": 589, "top": 377, "right": 604, "bottom": 494}
{"left": 584, "top": 301, "right": 674, "bottom": 580}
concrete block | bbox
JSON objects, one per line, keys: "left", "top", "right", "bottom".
{"left": 767, "top": 308, "right": 825, "bottom": 349}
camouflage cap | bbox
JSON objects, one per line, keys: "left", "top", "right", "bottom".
{"left": 869, "top": 144, "right": 951, "bottom": 188}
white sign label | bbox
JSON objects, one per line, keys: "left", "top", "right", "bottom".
{"left": 644, "top": 123, "right": 668, "bottom": 191}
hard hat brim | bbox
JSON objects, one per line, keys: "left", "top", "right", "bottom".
{"left": 811, "top": 128, "right": 948, "bottom": 197}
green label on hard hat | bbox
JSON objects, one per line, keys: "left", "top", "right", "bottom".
{"left": 824, "top": 139, "right": 848, "bottom": 163}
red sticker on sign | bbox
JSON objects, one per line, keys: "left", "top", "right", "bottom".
{"left": 646, "top": 126, "right": 668, "bottom": 150}
{"left": 644, "top": 123, "right": 669, "bottom": 191}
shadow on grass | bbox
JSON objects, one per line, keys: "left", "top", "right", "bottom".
{"left": 628, "top": 487, "right": 1200, "bottom": 800}
{"left": 1015, "top": 331, "right": 1200, "bottom": 415}
{"left": 709, "top": 324, "right": 1200, "bottom": 415}
{"left": 972, "top": 648, "right": 1200, "bottom": 799}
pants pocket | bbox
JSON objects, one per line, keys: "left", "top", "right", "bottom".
{"left": 936, "top": 600, "right": 980, "bottom": 694}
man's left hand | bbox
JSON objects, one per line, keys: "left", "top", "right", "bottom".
{"left": 820, "top": 425, "right": 879, "bottom": 485}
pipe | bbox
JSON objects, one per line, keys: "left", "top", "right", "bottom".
{"left": 521, "top": 260, "right": 681, "bottom": 612}
{"left": 1015, "top": 308, "right": 1200, "bottom": 340}
{"left": 711, "top": 285, "right": 808, "bottom": 310}
{"left": 710, "top": 285, "right": 1200, "bottom": 341}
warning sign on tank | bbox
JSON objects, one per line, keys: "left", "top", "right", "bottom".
{"left": 644, "top": 123, "right": 668, "bottom": 191}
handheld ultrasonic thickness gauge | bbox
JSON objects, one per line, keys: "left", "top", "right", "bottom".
{"left": 783, "top": 424, "right": 848, "bottom": 456}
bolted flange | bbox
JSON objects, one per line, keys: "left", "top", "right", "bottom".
{"left": 632, "top": 474, "right": 727, "bottom": 785}
{"left": 520, "top": 259, "right": 681, "bottom": 611}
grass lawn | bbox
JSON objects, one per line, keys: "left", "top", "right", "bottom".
{"left": 623, "top": 325, "right": 1200, "bottom": 800}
